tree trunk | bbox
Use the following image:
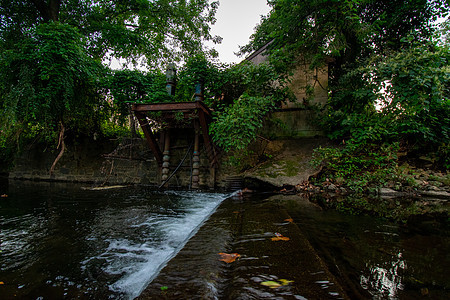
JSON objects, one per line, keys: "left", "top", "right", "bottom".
{"left": 129, "top": 105, "right": 138, "bottom": 138}
{"left": 32, "top": 0, "right": 61, "bottom": 22}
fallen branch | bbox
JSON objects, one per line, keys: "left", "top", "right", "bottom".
{"left": 49, "top": 122, "right": 65, "bottom": 176}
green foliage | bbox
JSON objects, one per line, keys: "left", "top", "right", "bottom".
{"left": 109, "top": 70, "right": 170, "bottom": 104}
{"left": 0, "top": 0, "right": 219, "bottom": 166}
{"left": 0, "top": 22, "right": 106, "bottom": 143}
{"left": 311, "top": 142, "right": 402, "bottom": 192}
{"left": 0, "top": 0, "right": 219, "bottom": 66}
{"left": 325, "top": 42, "right": 450, "bottom": 158}
{"left": 204, "top": 59, "right": 291, "bottom": 153}
{"left": 107, "top": 69, "right": 171, "bottom": 124}
{"left": 175, "top": 54, "right": 223, "bottom": 104}
{"left": 437, "top": 143, "right": 450, "bottom": 170}
{"left": 210, "top": 94, "right": 276, "bottom": 152}
{"left": 242, "top": 0, "right": 448, "bottom": 73}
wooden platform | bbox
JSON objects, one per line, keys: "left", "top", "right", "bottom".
{"left": 131, "top": 101, "right": 218, "bottom": 167}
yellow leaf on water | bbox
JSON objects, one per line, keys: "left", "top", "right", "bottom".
{"left": 279, "top": 279, "right": 294, "bottom": 285}
{"left": 284, "top": 218, "right": 294, "bottom": 223}
{"left": 261, "top": 281, "right": 282, "bottom": 288}
{"left": 218, "top": 252, "right": 241, "bottom": 263}
{"left": 0, "top": 282, "right": 4, "bottom": 284}
{"left": 261, "top": 279, "right": 294, "bottom": 289}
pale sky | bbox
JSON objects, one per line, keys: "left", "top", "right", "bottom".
{"left": 108, "top": 1, "right": 270, "bottom": 69}
{"left": 209, "top": 0, "right": 270, "bottom": 64}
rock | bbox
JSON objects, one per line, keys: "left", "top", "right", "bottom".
{"left": 379, "top": 187, "right": 402, "bottom": 196}
{"left": 326, "top": 183, "right": 337, "bottom": 191}
{"left": 427, "top": 185, "right": 441, "bottom": 191}
{"left": 420, "top": 190, "right": 450, "bottom": 199}
{"left": 414, "top": 179, "right": 424, "bottom": 186}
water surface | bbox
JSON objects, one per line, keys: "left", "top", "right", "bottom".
{"left": 0, "top": 180, "right": 228, "bottom": 299}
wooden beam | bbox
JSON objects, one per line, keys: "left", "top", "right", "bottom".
{"left": 132, "top": 101, "right": 217, "bottom": 167}
{"left": 198, "top": 109, "right": 218, "bottom": 167}
{"left": 134, "top": 112, "right": 163, "bottom": 166}
{"left": 132, "top": 101, "right": 212, "bottom": 117}
{"left": 132, "top": 102, "right": 197, "bottom": 112}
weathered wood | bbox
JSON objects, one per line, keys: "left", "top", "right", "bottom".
{"left": 133, "top": 101, "right": 217, "bottom": 168}
{"left": 198, "top": 109, "right": 217, "bottom": 167}
{"left": 132, "top": 101, "right": 212, "bottom": 116}
{"left": 135, "top": 112, "right": 163, "bottom": 166}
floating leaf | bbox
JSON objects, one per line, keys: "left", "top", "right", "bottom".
{"left": 271, "top": 233, "right": 290, "bottom": 241}
{"left": 0, "top": 194, "right": 7, "bottom": 198}
{"left": 279, "top": 279, "right": 294, "bottom": 285}
{"left": 218, "top": 252, "right": 241, "bottom": 263}
{"left": 0, "top": 282, "right": 4, "bottom": 284}
{"left": 261, "top": 279, "right": 294, "bottom": 289}
{"left": 261, "top": 281, "right": 282, "bottom": 288}
{"left": 284, "top": 218, "right": 294, "bottom": 223}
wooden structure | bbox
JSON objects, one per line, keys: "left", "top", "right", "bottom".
{"left": 132, "top": 101, "right": 219, "bottom": 188}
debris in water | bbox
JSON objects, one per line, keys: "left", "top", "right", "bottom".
{"left": 261, "top": 281, "right": 282, "bottom": 288}
{"left": 261, "top": 279, "right": 294, "bottom": 288}
{"left": 279, "top": 279, "right": 294, "bottom": 285}
{"left": 271, "top": 233, "right": 290, "bottom": 241}
{"left": 218, "top": 253, "right": 241, "bottom": 263}
{"left": 81, "top": 185, "right": 127, "bottom": 191}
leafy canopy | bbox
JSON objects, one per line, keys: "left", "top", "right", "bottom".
{"left": 0, "top": 0, "right": 219, "bottom": 167}
{"left": 241, "top": 0, "right": 448, "bottom": 72}
{"left": 1, "top": 0, "right": 219, "bottom": 65}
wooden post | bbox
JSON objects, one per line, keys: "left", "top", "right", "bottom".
{"left": 161, "top": 130, "right": 170, "bottom": 182}
{"left": 192, "top": 121, "right": 200, "bottom": 189}
{"left": 135, "top": 112, "right": 163, "bottom": 166}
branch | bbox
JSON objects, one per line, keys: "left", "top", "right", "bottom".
{"left": 49, "top": 122, "right": 65, "bottom": 176}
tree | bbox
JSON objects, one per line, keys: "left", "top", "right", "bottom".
{"left": 1, "top": 0, "right": 219, "bottom": 64}
{"left": 0, "top": 0, "right": 219, "bottom": 168}
{"left": 239, "top": 0, "right": 449, "bottom": 168}
{"left": 241, "top": 0, "right": 448, "bottom": 80}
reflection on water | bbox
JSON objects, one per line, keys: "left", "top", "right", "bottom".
{"left": 279, "top": 195, "right": 450, "bottom": 299}
{"left": 0, "top": 180, "right": 228, "bottom": 299}
{"left": 360, "top": 251, "right": 406, "bottom": 298}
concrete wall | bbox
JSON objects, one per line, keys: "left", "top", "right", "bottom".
{"left": 261, "top": 110, "right": 323, "bottom": 139}
{"left": 286, "top": 61, "right": 328, "bottom": 108}
{"left": 8, "top": 130, "right": 217, "bottom": 189}
{"left": 246, "top": 47, "right": 328, "bottom": 138}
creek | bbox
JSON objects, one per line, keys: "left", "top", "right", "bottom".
{"left": 0, "top": 180, "right": 448, "bottom": 299}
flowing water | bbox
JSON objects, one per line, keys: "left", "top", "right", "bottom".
{"left": 1, "top": 180, "right": 449, "bottom": 299}
{"left": 0, "top": 180, "right": 229, "bottom": 299}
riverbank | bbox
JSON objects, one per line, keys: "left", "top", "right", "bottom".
{"left": 239, "top": 139, "right": 449, "bottom": 223}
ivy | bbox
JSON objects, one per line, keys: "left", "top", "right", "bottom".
{"left": 210, "top": 94, "right": 276, "bottom": 152}
{"left": 0, "top": 22, "right": 107, "bottom": 142}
